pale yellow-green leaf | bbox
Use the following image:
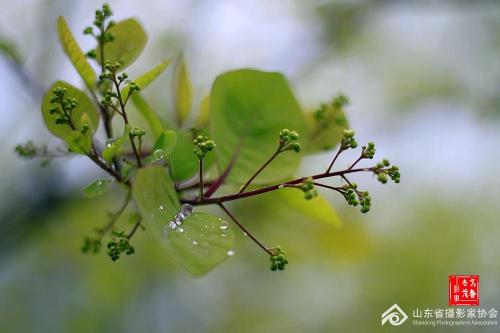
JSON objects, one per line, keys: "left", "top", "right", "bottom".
{"left": 133, "top": 166, "right": 234, "bottom": 276}
{"left": 174, "top": 55, "right": 192, "bottom": 125}
{"left": 96, "top": 18, "right": 147, "bottom": 69}
{"left": 66, "top": 130, "right": 92, "bottom": 155}
{"left": 276, "top": 189, "right": 341, "bottom": 227}
{"left": 121, "top": 59, "right": 171, "bottom": 100}
{"left": 102, "top": 125, "right": 130, "bottom": 162}
{"left": 57, "top": 17, "right": 96, "bottom": 88}
{"left": 41, "top": 81, "right": 99, "bottom": 139}
{"left": 130, "top": 94, "right": 164, "bottom": 138}
{"left": 195, "top": 95, "right": 210, "bottom": 129}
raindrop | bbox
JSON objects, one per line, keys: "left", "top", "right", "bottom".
{"left": 192, "top": 240, "right": 198, "bottom": 245}
{"left": 169, "top": 221, "right": 177, "bottom": 229}
{"left": 178, "top": 227, "right": 184, "bottom": 233}
{"left": 177, "top": 212, "right": 186, "bottom": 220}
{"left": 278, "top": 184, "right": 284, "bottom": 189}
{"left": 219, "top": 222, "right": 229, "bottom": 231}
{"left": 181, "top": 204, "right": 193, "bottom": 214}
{"left": 163, "top": 226, "right": 170, "bottom": 235}
{"left": 159, "top": 205, "right": 164, "bottom": 211}
{"left": 227, "top": 250, "right": 234, "bottom": 256}
{"left": 153, "top": 149, "right": 164, "bottom": 160}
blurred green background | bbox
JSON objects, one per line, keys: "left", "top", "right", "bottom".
{"left": 1, "top": 1, "right": 499, "bottom": 332}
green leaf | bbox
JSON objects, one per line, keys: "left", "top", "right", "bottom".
{"left": 83, "top": 178, "right": 115, "bottom": 198}
{"left": 130, "top": 94, "right": 164, "bottom": 139}
{"left": 102, "top": 125, "right": 130, "bottom": 162}
{"left": 96, "top": 18, "right": 147, "bottom": 69}
{"left": 153, "top": 130, "right": 177, "bottom": 154}
{"left": 194, "top": 95, "right": 210, "bottom": 129}
{"left": 133, "top": 166, "right": 234, "bottom": 276}
{"left": 305, "top": 103, "right": 349, "bottom": 153}
{"left": 144, "top": 130, "right": 178, "bottom": 164}
{"left": 41, "top": 81, "right": 99, "bottom": 139}
{"left": 275, "top": 190, "right": 341, "bottom": 227}
{"left": 121, "top": 59, "right": 171, "bottom": 101}
{"left": 174, "top": 55, "right": 192, "bottom": 125}
{"left": 169, "top": 131, "right": 199, "bottom": 181}
{"left": 164, "top": 212, "right": 235, "bottom": 276}
{"left": 133, "top": 165, "right": 180, "bottom": 216}
{"left": 66, "top": 130, "right": 92, "bottom": 154}
{"left": 57, "top": 17, "right": 96, "bottom": 88}
{"left": 209, "top": 69, "right": 307, "bottom": 184}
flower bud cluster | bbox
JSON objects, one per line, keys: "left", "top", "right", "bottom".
{"left": 269, "top": 246, "right": 289, "bottom": 271}
{"left": 193, "top": 135, "right": 216, "bottom": 159}
{"left": 278, "top": 129, "right": 301, "bottom": 153}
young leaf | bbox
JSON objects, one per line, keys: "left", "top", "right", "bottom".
{"left": 102, "top": 125, "right": 130, "bottom": 162}
{"left": 121, "top": 59, "right": 171, "bottom": 101}
{"left": 133, "top": 166, "right": 234, "bottom": 276}
{"left": 83, "top": 178, "right": 115, "bottom": 198}
{"left": 194, "top": 95, "right": 210, "bottom": 129}
{"left": 96, "top": 18, "right": 147, "bottom": 69}
{"left": 153, "top": 130, "right": 177, "bottom": 154}
{"left": 169, "top": 131, "right": 199, "bottom": 181}
{"left": 305, "top": 102, "right": 349, "bottom": 153}
{"left": 57, "top": 17, "right": 96, "bottom": 88}
{"left": 174, "top": 55, "right": 192, "bottom": 126}
{"left": 41, "top": 81, "right": 99, "bottom": 139}
{"left": 275, "top": 190, "right": 341, "bottom": 227}
{"left": 209, "top": 69, "right": 307, "bottom": 184}
{"left": 163, "top": 212, "right": 235, "bottom": 276}
{"left": 66, "top": 130, "right": 92, "bottom": 154}
{"left": 144, "top": 130, "right": 177, "bottom": 164}
{"left": 130, "top": 94, "right": 164, "bottom": 139}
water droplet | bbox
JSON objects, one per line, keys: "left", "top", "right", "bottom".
{"left": 175, "top": 218, "right": 182, "bottom": 226}
{"left": 219, "top": 222, "right": 228, "bottom": 231}
{"left": 218, "top": 218, "right": 222, "bottom": 221}
{"left": 181, "top": 204, "right": 193, "bottom": 214}
{"left": 227, "top": 250, "right": 234, "bottom": 256}
{"left": 169, "top": 221, "right": 177, "bottom": 229}
{"left": 178, "top": 227, "right": 184, "bottom": 233}
{"left": 153, "top": 149, "right": 164, "bottom": 160}
{"left": 278, "top": 184, "right": 284, "bottom": 189}
{"left": 159, "top": 205, "right": 164, "bottom": 211}
{"left": 243, "top": 232, "right": 248, "bottom": 236}
{"left": 192, "top": 240, "right": 198, "bottom": 245}
{"left": 177, "top": 212, "right": 186, "bottom": 220}
{"left": 163, "top": 225, "right": 170, "bottom": 235}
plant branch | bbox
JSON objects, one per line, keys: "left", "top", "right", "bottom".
{"left": 182, "top": 167, "right": 376, "bottom": 206}
{"left": 204, "top": 142, "right": 242, "bottom": 198}
{"left": 326, "top": 147, "right": 343, "bottom": 173}
{"left": 219, "top": 203, "right": 271, "bottom": 255}
{"left": 239, "top": 144, "right": 282, "bottom": 193}
{"left": 198, "top": 158, "right": 204, "bottom": 202}
{"left": 96, "top": 190, "right": 132, "bottom": 237}
{"left": 127, "top": 218, "right": 142, "bottom": 240}
{"left": 113, "top": 78, "right": 142, "bottom": 167}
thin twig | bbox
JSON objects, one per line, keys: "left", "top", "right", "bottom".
{"left": 182, "top": 167, "right": 376, "bottom": 206}
{"left": 326, "top": 148, "right": 343, "bottom": 173}
{"left": 198, "top": 158, "right": 204, "bottom": 202}
{"left": 219, "top": 203, "right": 271, "bottom": 255}
{"left": 127, "top": 218, "right": 142, "bottom": 240}
{"left": 96, "top": 190, "right": 132, "bottom": 237}
{"left": 239, "top": 144, "right": 282, "bottom": 193}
